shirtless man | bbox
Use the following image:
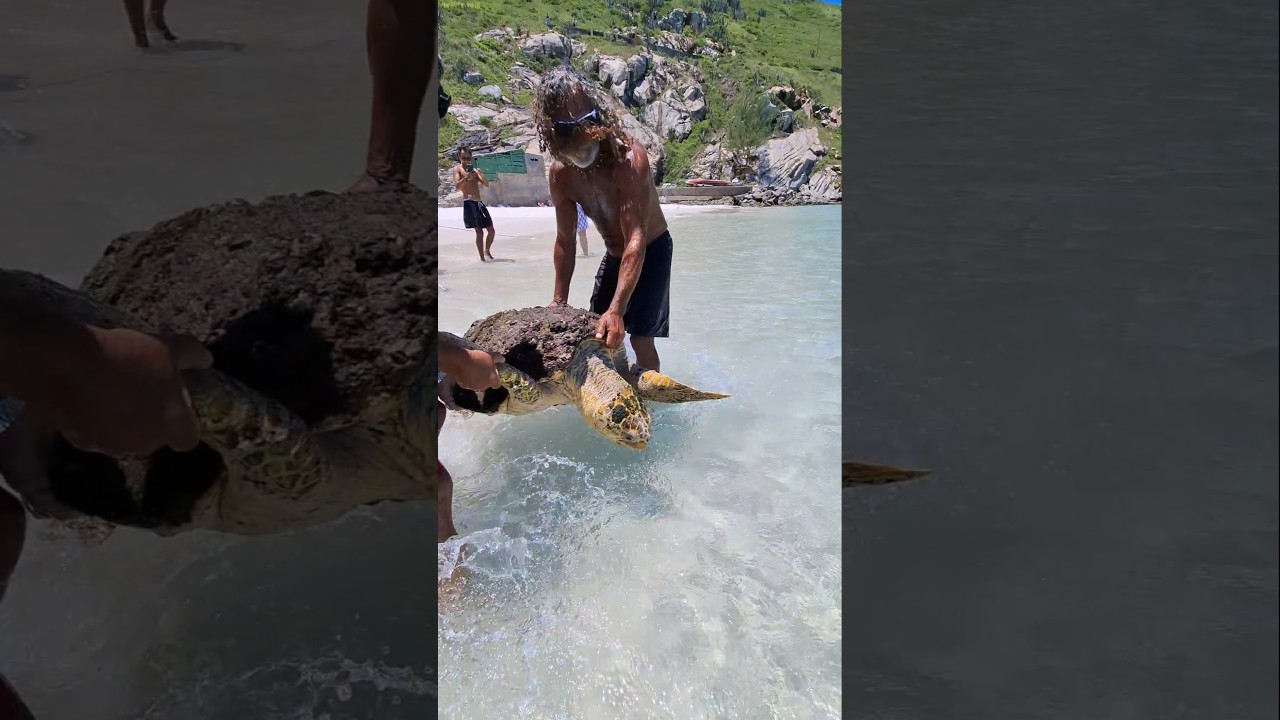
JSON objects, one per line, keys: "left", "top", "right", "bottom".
{"left": 453, "top": 147, "right": 497, "bottom": 261}
{"left": 533, "top": 66, "right": 672, "bottom": 372}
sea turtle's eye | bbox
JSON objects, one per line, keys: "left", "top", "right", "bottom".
{"left": 611, "top": 405, "right": 628, "bottom": 426}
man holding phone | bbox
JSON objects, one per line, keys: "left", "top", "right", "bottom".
{"left": 452, "top": 147, "right": 498, "bottom": 262}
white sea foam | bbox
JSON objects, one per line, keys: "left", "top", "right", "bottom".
{"left": 438, "top": 206, "right": 843, "bottom": 719}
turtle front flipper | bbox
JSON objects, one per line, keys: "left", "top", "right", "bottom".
{"left": 566, "top": 340, "right": 652, "bottom": 450}
{"left": 496, "top": 363, "right": 542, "bottom": 406}
{"left": 182, "top": 370, "right": 329, "bottom": 507}
{"left": 632, "top": 368, "right": 730, "bottom": 404}
{"left": 842, "top": 461, "right": 932, "bottom": 487}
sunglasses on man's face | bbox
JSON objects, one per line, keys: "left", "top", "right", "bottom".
{"left": 552, "top": 108, "right": 604, "bottom": 138}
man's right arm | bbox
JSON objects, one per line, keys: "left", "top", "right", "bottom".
{"left": 548, "top": 166, "right": 579, "bottom": 305}
{"left": 438, "top": 332, "right": 502, "bottom": 391}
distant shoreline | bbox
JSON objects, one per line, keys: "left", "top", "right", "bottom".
{"left": 437, "top": 203, "right": 736, "bottom": 248}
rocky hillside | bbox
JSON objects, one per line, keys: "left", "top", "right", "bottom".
{"left": 439, "top": 1, "right": 842, "bottom": 205}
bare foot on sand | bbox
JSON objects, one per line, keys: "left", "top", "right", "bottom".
{"left": 148, "top": 12, "right": 177, "bottom": 43}
{"left": 345, "top": 172, "right": 411, "bottom": 193}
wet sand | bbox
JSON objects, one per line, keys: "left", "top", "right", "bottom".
{"left": 1, "top": 1, "right": 435, "bottom": 717}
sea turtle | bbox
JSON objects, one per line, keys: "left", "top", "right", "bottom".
{"left": 441, "top": 305, "right": 729, "bottom": 450}
{"left": 0, "top": 190, "right": 438, "bottom": 538}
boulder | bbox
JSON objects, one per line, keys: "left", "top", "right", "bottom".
{"left": 462, "top": 70, "right": 484, "bottom": 85}
{"left": 642, "top": 100, "right": 692, "bottom": 141}
{"left": 594, "top": 55, "right": 631, "bottom": 99}
{"left": 755, "top": 127, "right": 826, "bottom": 192}
{"left": 506, "top": 63, "right": 542, "bottom": 91}
{"left": 653, "top": 31, "right": 696, "bottom": 55}
{"left": 777, "top": 108, "right": 795, "bottom": 133}
{"left": 474, "top": 27, "right": 515, "bottom": 42}
{"left": 518, "top": 32, "right": 580, "bottom": 61}
{"left": 805, "top": 165, "right": 842, "bottom": 202}
{"left": 768, "top": 85, "right": 804, "bottom": 111}
{"left": 490, "top": 107, "right": 533, "bottom": 129}
{"left": 447, "top": 104, "right": 498, "bottom": 130}
{"left": 478, "top": 85, "right": 503, "bottom": 101}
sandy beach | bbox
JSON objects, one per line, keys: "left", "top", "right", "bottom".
{"left": 437, "top": 203, "right": 730, "bottom": 249}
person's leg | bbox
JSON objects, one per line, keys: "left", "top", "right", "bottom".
{"left": 0, "top": 489, "right": 34, "bottom": 720}
{"left": 349, "top": 0, "right": 434, "bottom": 191}
{"left": 437, "top": 402, "right": 457, "bottom": 542}
{"left": 0, "top": 672, "right": 35, "bottom": 720}
{"left": 629, "top": 335, "right": 660, "bottom": 372}
{"left": 475, "top": 229, "right": 486, "bottom": 261}
{"left": 123, "top": 0, "right": 149, "bottom": 47}
{"left": 147, "top": 0, "right": 176, "bottom": 42}
{"left": 1, "top": 489, "right": 24, "bottom": 604}
{"left": 484, "top": 227, "right": 496, "bottom": 259}
{"left": 619, "top": 232, "right": 672, "bottom": 372}
{"left": 578, "top": 229, "right": 589, "bottom": 255}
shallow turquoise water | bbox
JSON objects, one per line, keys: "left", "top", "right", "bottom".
{"left": 438, "top": 205, "right": 843, "bottom": 719}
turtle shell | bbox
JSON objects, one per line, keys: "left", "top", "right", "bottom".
{"left": 3, "top": 189, "right": 437, "bottom": 532}
{"left": 81, "top": 188, "right": 437, "bottom": 429}
{"left": 452, "top": 306, "right": 599, "bottom": 413}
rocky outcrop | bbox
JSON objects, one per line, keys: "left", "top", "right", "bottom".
{"left": 518, "top": 32, "right": 585, "bottom": 61}
{"left": 474, "top": 27, "right": 515, "bottom": 42}
{"left": 804, "top": 166, "right": 841, "bottom": 202}
{"left": 755, "top": 127, "right": 826, "bottom": 192}
{"left": 506, "top": 63, "right": 542, "bottom": 92}
{"left": 582, "top": 51, "right": 705, "bottom": 144}
{"left": 613, "top": 26, "right": 702, "bottom": 56}
{"left": 443, "top": 29, "right": 839, "bottom": 204}
{"left": 654, "top": 8, "right": 711, "bottom": 35}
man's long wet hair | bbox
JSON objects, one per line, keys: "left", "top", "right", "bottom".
{"left": 532, "top": 65, "right": 630, "bottom": 161}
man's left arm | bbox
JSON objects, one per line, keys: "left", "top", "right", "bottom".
{"left": 606, "top": 146, "right": 653, "bottom": 318}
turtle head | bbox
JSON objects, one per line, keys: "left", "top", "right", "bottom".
{"left": 588, "top": 381, "right": 651, "bottom": 450}
{"left": 570, "top": 340, "right": 653, "bottom": 449}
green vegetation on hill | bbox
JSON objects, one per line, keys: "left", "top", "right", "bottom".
{"left": 438, "top": 0, "right": 842, "bottom": 176}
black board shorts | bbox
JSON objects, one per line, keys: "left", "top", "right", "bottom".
{"left": 590, "top": 230, "right": 672, "bottom": 338}
{"left": 462, "top": 199, "right": 492, "bottom": 229}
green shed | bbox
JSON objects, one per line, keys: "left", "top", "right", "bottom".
{"left": 472, "top": 149, "right": 528, "bottom": 177}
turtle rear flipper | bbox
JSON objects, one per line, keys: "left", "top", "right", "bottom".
{"left": 633, "top": 369, "right": 730, "bottom": 404}
{"left": 842, "top": 461, "right": 932, "bottom": 486}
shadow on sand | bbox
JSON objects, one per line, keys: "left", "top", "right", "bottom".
{"left": 148, "top": 39, "right": 247, "bottom": 54}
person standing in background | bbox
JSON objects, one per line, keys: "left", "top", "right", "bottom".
{"left": 576, "top": 202, "right": 591, "bottom": 257}
{"left": 348, "top": 0, "right": 435, "bottom": 192}
{"left": 453, "top": 147, "right": 497, "bottom": 261}
{"left": 122, "top": 0, "right": 176, "bottom": 49}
